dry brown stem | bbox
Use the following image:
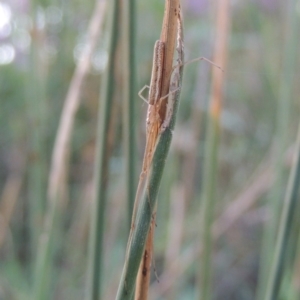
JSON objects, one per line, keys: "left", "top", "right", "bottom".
{"left": 48, "top": 0, "right": 106, "bottom": 203}
{"left": 134, "top": 0, "right": 181, "bottom": 297}
{"left": 210, "top": 0, "right": 230, "bottom": 120}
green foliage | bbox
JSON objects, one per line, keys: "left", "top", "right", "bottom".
{"left": 1, "top": 1, "right": 300, "bottom": 299}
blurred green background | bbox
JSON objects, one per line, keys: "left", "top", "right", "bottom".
{"left": 0, "top": 0, "right": 300, "bottom": 299}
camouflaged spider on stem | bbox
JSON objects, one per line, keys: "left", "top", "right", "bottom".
{"left": 138, "top": 54, "right": 224, "bottom": 106}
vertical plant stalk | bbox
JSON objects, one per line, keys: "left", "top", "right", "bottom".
{"left": 115, "top": 4, "right": 183, "bottom": 299}
{"left": 257, "top": 1, "right": 300, "bottom": 298}
{"left": 48, "top": 0, "right": 106, "bottom": 205}
{"left": 29, "top": 8, "right": 50, "bottom": 300}
{"left": 265, "top": 121, "right": 300, "bottom": 300}
{"left": 86, "top": 0, "right": 119, "bottom": 299}
{"left": 134, "top": 1, "right": 180, "bottom": 298}
{"left": 33, "top": 1, "right": 106, "bottom": 299}
{"left": 199, "top": 0, "right": 230, "bottom": 299}
{"left": 27, "top": 4, "right": 48, "bottom": 263}
{"left": 135, "top": 1, "right": 180, "bottom": 298}
{"left": 122, "top": 0, "right": 137, "bottom": 230}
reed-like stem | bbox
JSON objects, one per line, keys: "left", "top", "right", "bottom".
{"left": 122, "top": 0, "right": 137, "bottom": 230}
{"left": 29, "top": 7, "right": 49, "bottom": 300}
{"left": 86, "top": 0, "right": 119, "bottom": 299}
{"left": 200, "top": 115, "right": 220, "bottom": 300}
{"left": 256, "top": 1, "right": 300, "bottom": 299}
{"left": 198, "top": 1, "right": 230, "bottom": 299}
{"left": 133, "top": 1, "right": 180, "bottom": 298}
{"left": 116, "top": 6, "right": 183, "bottom": 298}
{"left": 265, "top": 120, "right": 300, "bottom": 300}
{"left": 26, "top": 3, "right": 48, "bottom": 267}
{"left": 33, "top": 0, "right": 106, "bottom": 299}
{"left": 116, "top": 122, "right": 180, "bottom": 300}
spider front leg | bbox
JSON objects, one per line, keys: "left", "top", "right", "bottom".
{"left": 138, "top": 85, "right": 150, "bottom": 104}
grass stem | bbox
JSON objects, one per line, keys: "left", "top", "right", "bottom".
{"left": 86, "top": 0, "right": 119, "bottom": 299}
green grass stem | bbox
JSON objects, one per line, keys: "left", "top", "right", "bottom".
{"left": 198, "top": 0, "right": 229, "bottom": 298}
{"left": 115, "top": 127, "right": 175, "bottom": 300}
{"left": 85, "top": 0, "right": 119, "bottom": 299}
{"left": 122, "top": 0, "right": 137, "bottom": 231}
{"left": 264, "top": 121, "right": 300, "bottom": 300}
{"left": 256, "top": 1, "right": 300, "bottom": 298}
{"left": 33, "top": 1, "right": 107, "bottom": 298}
{"left": 26, "top": 4, "right": 47, "bottom": 266}
{"left": 199, "top": 115, "right": 220, "bottom": 300}
{"left": 115, "top": 28, "right": 184, "bottom": 299}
